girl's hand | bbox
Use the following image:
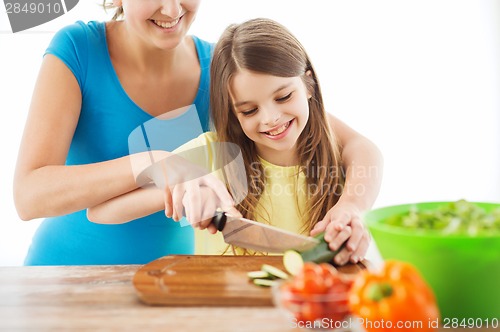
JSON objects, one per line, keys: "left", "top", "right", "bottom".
{"left": 174, "top": 175, "right": 240, "bottom": 232}
{"left": 182, "top": 185, "right": 241, "bottom": 234}
{"left": 310, "top": 202, "right": 370, "bottom": 265}
{"left": 141, "top": 155, "right": 237, "bottom": 231}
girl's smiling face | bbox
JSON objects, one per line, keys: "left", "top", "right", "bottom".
{"left": 230, "top": 69, "right": 311, "bottom": 166}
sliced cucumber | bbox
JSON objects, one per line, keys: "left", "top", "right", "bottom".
{"left": 283, "top": 232, "right": 346, "bottom": 273}
{"left": 253, "top": 278, "right": 277, "bottom": 287}
{"left": 283, "top": 250, "right": 304, "bottom": 276}
{"left": 247, "top": 270, "right": 272, "bottom": 280}
{"left": 261, "top": 264, "right": 289, "bottom": 280}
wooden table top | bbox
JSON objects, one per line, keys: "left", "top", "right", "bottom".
{"left": 0, "top": 264, "right": 496, "bottom": 331}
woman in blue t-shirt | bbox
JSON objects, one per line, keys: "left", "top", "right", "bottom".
{"left": 13, "top": 0, "right": 383, "bottom": 265}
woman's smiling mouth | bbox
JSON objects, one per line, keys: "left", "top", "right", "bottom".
{"left": 151, "top": 17, "right": 181, "bottom": 29}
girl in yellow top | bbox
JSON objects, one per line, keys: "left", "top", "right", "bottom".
{"left": 88, "top": 18, "right": 383, "bottom": 265}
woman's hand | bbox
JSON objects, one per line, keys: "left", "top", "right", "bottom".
{"left": 310, "top": 201, "right": 370, "bottom": 265}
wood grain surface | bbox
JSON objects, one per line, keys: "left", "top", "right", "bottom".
{"left": 0, "top": 264, "right": 495, "bottom": 331}
{"left": 132, "top": 255, "right": 367, "bottom": 306}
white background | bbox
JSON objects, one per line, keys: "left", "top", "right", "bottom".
{"left": 1, "top": 0, "right": 499, "bottom": 266}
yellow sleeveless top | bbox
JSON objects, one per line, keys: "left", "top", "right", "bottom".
{"left": 173, "top": 132, "right": 308, "bottom": 255}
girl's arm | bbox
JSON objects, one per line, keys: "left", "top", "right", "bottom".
{"left": 327, "top": 114, "right": 384, "bottom": 211}
{"left": 311, "top": 114, "right": 384, "bottom": 265}
{"left": 13, "top": 55, "right": 163, "bottom": 220}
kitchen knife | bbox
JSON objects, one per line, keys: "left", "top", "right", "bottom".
{"left": 211, "top": 212, "right": 320, "bottom": 253}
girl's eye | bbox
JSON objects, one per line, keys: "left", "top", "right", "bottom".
{"left": 276, "top": 92, "right": 292, "bottom": 102}
{"left": 241, "top": 108, "right": 257, "bottom": 116}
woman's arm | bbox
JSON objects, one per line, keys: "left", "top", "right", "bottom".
{"left": 13, "top": 55, "right": 161, "bottom": 220}
{"left": 87, "top": 184, "right": 164, "bottom": 224}
{"left": 88, "top": 170, "right": 239, "bottom": 233}
{"left": 88, "top": 143, "right": 238, "bottom": 227}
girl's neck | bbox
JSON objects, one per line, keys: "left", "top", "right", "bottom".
{"left": 257, "top": 148, "right": 299, "bottom": 167}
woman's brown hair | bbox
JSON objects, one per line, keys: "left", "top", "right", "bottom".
{"left": 102, "top": 1, "right": 123, "bottom": 20}
{"left": 211, "top": 18, "right": 344, "bottom": 233}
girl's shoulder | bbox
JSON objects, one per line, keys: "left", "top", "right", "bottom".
{"left": 173, "top": 132, "right": 219, "bottom": 155}
{"left": 202, "top": 131, "right": 219, "bottom": 143}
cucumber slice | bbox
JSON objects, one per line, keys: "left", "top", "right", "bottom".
{"left": 247, "top": 270, "right": 272, "bottom": 280}
{"left": 253, "top": 278, "right": 277, "bottom": 287}
{"left": 283, "top": 250, "right": 304, "bottom": 276}
{"left": 261, "top": 264, "right": 289, "bottom": 280}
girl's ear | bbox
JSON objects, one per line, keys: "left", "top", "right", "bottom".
{"left": 113, "top": 0, "right": 122, "bottom": 7}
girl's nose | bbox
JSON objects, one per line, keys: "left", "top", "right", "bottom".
{"left": 160, "top": 0, "right": 183, "bottom": 18}
{"left": 262, "top": 108, "right": 281, "bottom": 127}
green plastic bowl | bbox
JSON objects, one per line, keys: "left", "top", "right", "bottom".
{"left": 364, "top": 201, "right": 500, "bottom": 320}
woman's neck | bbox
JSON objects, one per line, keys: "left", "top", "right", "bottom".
{"left": 105, "top": 20, "right": 200, "bottom": 117}
{"left": 108, "top": 21, "right": 188, "bottom": 75}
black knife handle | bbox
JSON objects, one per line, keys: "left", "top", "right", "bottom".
{"left": 211, "top": 211, "right": 227, "bottom": 232}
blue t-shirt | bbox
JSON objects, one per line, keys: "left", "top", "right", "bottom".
{"left": 24, "top": 21, "right": 214, "bottom": 265}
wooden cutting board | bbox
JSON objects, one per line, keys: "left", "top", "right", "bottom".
{"left": 132, "top": 255, "right": 367, "bottom": 307}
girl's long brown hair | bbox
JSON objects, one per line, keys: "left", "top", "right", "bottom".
{"left": 211, "top": 18, "right": 345, "bottom": 233}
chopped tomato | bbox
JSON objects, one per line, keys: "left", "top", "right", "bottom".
{"left": 277, "top": 262, "right": 354, "bottom": 325}
{"left": 301, "top": 301, "right": 325, "bottom": 322}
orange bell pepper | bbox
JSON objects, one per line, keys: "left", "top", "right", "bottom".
{"left": 348, "top": 260, "right": 440, "bottom": 332}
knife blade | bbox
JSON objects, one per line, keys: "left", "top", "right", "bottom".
{"left": 211, "top": 212, "right": 320, "bottom": 253}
